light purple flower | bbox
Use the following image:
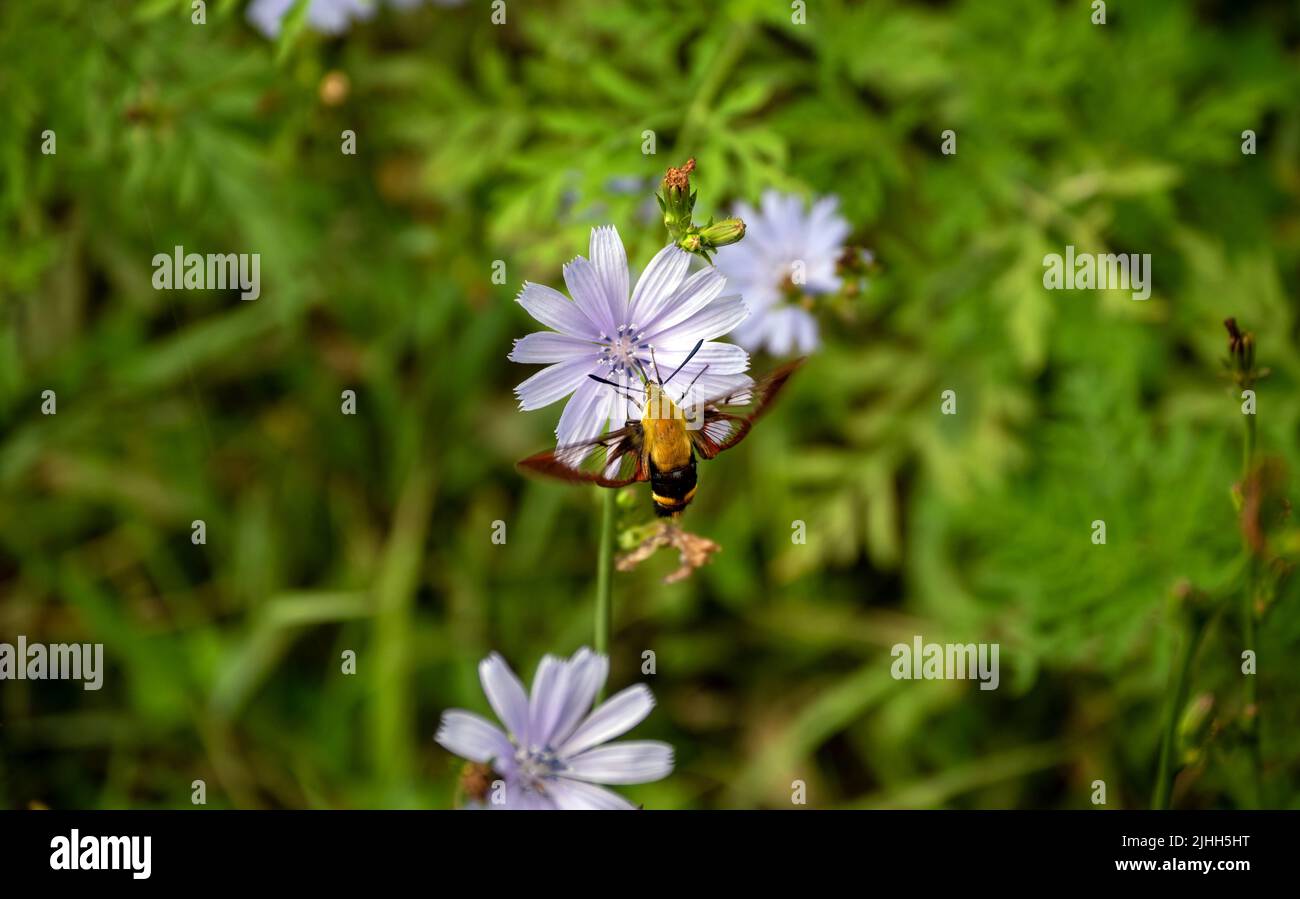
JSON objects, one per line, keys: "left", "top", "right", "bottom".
{"left": 436, "top": 648, "right": 673, "bottom": 810}
{"left": 246, "top": 0, "right": 459, "bottom": 39}
{"left": 510, "top": 226, "right": 752, "bottom": 448}
{"left": 714, "top": 190, "right": 851, "bottom": 356}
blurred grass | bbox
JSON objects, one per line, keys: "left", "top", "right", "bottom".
{"left": 2, "top": 0, "right": 1299, "bottom": 810}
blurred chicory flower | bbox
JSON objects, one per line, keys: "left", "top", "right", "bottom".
{"left": 714, "top": 190, "right": 851, "bottom": 355}
{"left": 436, "top": 648, "right": 673, "bottom": 809}
{"left": 247, "top": 0, "right": 459, "bottom": 39}
{"left": 510, "top": 225, "right": 751, "bottom": 447}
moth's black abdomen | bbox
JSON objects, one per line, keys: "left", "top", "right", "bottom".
{"left": 650, "top": 456, "right": 697, "bottom": 516}
{"left": 651, "top": 460, "right": 696, "bottom": 500}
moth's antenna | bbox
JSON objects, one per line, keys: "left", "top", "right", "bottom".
{"left": 631, "top": 355, "right": 653, "bottom": 387}
{"left": 678, "top": 362, "right": 710, "bottom": 404}
{"left": 663, "top": 339, "right": 704, "bottom": 388}
{"left": 588, "top": 373, "right": 643, "bottom": 408}
{"left": 649, "top": 345, "right": 666, "bottom": 385}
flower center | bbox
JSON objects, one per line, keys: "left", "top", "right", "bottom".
{"left": 778, "top": 267, "right": 805, "bottom": 303}
{"left": 598, "top": 324, "right": 647, "bottom": 375}
{"left": 514, "top": 745, "right": 565, "bottom": 791}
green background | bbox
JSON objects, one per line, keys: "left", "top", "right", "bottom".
{"left": 2, "top": 0, "right": 1299, "bottom": 810}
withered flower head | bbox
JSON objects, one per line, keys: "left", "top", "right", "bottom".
{"left": 617, "top": 520, "right": 721, "bottom": 584}
{"left": 1223, "top": 317, "right": 1260, "bottom": 387}
{"left": 658, "top": 158, "right": 699, "bottom": 244}
{"left": 458, "top": 762, "right": 495, "bottom": 806}
{"left": 662, "top": 157, "right": 696, "bottom": 193}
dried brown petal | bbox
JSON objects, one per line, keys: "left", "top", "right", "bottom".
{"left": 616, "top": 520, "right": 721, "bottom": 584}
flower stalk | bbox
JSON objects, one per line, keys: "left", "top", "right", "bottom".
{"left": 1152, "top": 319, "right": 1271, "bottom": 810}
{"left": 1226, "top": 317, "right": 1265, "bottom": 806}
{"left": 595, "top": 488, "right": 616, "bottom": 664}
{"left": 1152, "top": 603, "right": 1208, "bottom": 810}
{"left": 1242, "top": 467, "right": 1263, "bottom": 809}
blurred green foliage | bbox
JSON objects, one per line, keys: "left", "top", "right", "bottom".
{"left": 2, "top": 0, "right": 1299, "bottom": 810}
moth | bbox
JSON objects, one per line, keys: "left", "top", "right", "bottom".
{"left": 518, "top": 340, "right": 803, "bottom": 517}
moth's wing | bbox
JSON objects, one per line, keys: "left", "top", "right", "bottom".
{"left": 689, "top": 412, "right": 751, "bottom": 460}
{"left": 693, "top": 356, "right": 806, "bottom": 420}
{"left": 687, "top": 357, "right": 804, "bottom": 460}
{"left": 517, "top": 423, "right": 647, "bottom": 487}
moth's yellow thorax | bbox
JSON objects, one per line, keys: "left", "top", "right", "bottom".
{"left": 642, "top": 384, "right": 692, "bottom": 470}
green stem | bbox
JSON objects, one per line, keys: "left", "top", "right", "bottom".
{"left": 1242, "top": 411, "right": 1256, "bottom": 472}
{"left": 595, "top": 488, "right": 616, "bottom": 661}
{"left": 1243, "top": 559, "right": 1261, "bottom": 806}
{"left": 1241, "top": 412, "right": 1262, "bottom": 806}
{"left": 1152, "top": 618, "right": 1206, "bottom": 810}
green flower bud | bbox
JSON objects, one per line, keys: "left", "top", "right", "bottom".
{"left": 697, "top": 217, "right": 746, "bottom": 249}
